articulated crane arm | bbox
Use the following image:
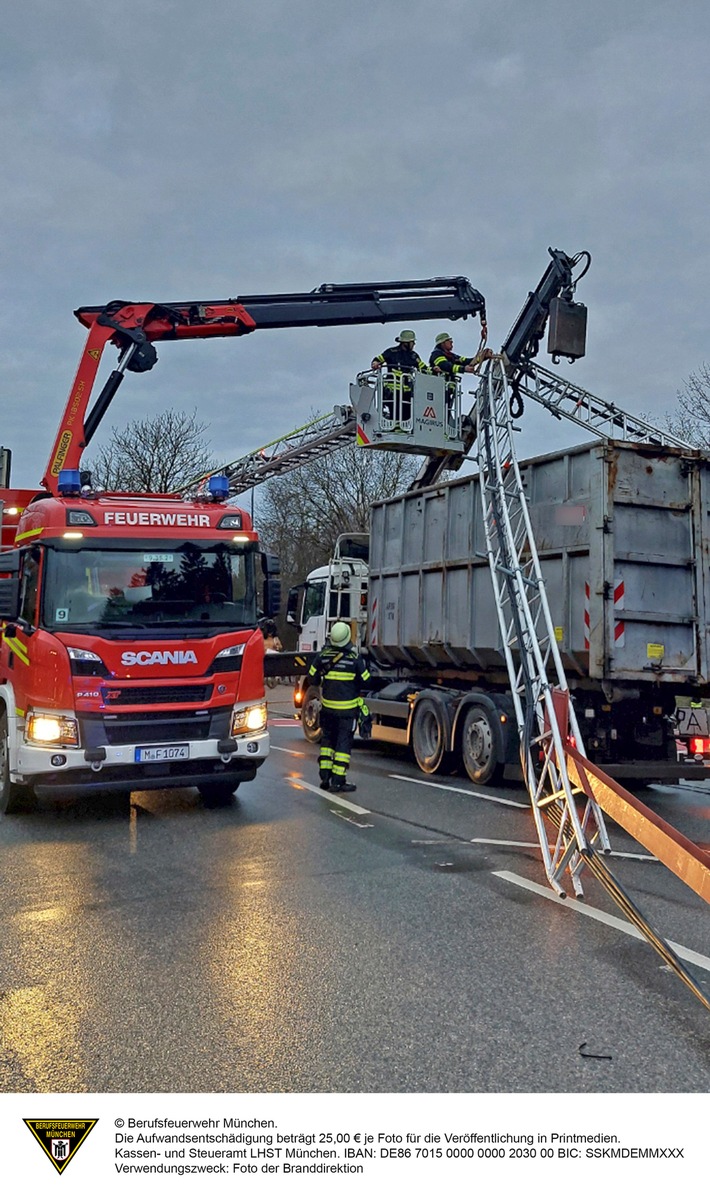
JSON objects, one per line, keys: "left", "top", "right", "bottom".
{"left": 412, "top": 247, "right": 691, "bottom": 491}
{"left": 43, "top": 277, "right": 486, "bottom": 494}
{"left": 412, "top": 247, "right": 592, "bottom": 489}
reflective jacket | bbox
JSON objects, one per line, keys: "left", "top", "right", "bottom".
{"left": 428, "top": 346, "right": 472, "bottom": 377}
{"left": 374, "top": 345, "right": 431, "bottom": 374}
{"left": 308, "top": 643, "right": 371, "bottom": 712}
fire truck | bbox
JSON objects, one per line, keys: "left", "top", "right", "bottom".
{"left": 0, "top": 277, "right": 486, "bottom": 812}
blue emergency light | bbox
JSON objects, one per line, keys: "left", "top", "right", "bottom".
{"left": 57, "top": 469, "right": 82, "bottom": 496}
{"left": 208, "top": 474, "right": 230, "bottom": 500}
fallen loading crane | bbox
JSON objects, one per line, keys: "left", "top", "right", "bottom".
{"left": 289, "top": 250, "right": 710, "bottom": 1009}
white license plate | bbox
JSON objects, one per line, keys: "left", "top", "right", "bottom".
{"left": 135, "top": 744, "right": 190, "bottom": 763}
{"left": 675, "top": 707, "right": 710, "bottom": 737}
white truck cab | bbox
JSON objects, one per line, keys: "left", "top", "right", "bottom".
{"left": 286, "top": 532, "right": 369, "bottom": 654}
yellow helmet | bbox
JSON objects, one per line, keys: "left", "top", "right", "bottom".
{"left": 330, "top": 622, "right": 351, "bottom": 647}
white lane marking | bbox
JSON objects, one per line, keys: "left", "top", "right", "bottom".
{"left": 269, "top": 718, "right": 300, "bottom": 726}
{"left": 493, "top": 870, "right": 710, "bottom": 973}
{"left": 474, "top": 838, "right": 656, "bottom": 861}
{"left": 332, "top": 812, "right": 374, "bottom": 828}
{"left": 288, "top": 777, "right": 371, "bottom": 816}
{"left": 271, "top": 745, "right": 307, "bottom": 757}
{"left": 389, "top": 773, "right": 527, "bottom": 809}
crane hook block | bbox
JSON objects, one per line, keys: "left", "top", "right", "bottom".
{"left": 547, "top": 296, "right": 587, "bottom": 362}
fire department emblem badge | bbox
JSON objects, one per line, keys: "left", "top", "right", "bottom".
{"left": 23, "top": 1118, "right": 98, "bottom": 1174}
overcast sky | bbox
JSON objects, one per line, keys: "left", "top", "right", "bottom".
{"left": 3, "top": 0, "right": 710, "bottom": 488}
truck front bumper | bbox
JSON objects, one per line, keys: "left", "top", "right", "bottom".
{"left": 15, "top": 731, "right": 269, "bottom": 799}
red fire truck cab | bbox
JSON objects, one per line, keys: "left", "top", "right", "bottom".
{"left": 0, "top": 476, "right": 279, "bottom": 811}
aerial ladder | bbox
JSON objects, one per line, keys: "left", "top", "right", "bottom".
{"left": 185, "top": 407, "right": 357, "bottom": 495}
{"left": 45, "top": 276, "right": 486, "bottom": 493}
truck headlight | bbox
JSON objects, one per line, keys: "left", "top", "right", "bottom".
{"left": 231, "top": 702, "right": 267, "bottom": 735}
{"left": 67, "top": 646, "right": 108, "bottom": 677}
{"left": 26, "top": 712, "right": 80, "bottom": 746}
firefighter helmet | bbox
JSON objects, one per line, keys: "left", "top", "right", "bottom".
{"left": 435, "top": 332, "right": 453, "bottom": 345}
{"left": 330, "top": 622, "right": 352, "bottom": 647}
{"left": 396, "top": 329, "right": 416, "bottom": 344}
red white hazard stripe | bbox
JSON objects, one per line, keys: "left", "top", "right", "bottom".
{"left": 370, "top": 596, "right": 378, "bottom": 645}
{"left": 585, "top": 579, "right": 625, "bottom": 647}
{"left": 614, "top": 577, "right": 625, "bottom": 646}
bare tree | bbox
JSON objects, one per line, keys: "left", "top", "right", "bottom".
{"left": 84, "top": 409, "right": 217, "bottom": 492}
{"left": 663, "top": 364, "right": 710, "bottom": 449}
{"left": 254, "top": 442, "right": 417, "bottom": 637}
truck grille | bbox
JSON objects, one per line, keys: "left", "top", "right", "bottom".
{"left": 100, "top": 685, "right": 212, "bottom": 706}
{"left": 101, "top": 711, "right": 213, "bottom": 745}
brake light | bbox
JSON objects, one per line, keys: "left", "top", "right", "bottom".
{"left": 689, "top": 737, "right": 710, "bottom": 756}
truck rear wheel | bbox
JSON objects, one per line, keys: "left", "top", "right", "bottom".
{"left": 460, "top": 705, "right": 504, "bottom": 786}
{"left": 0, "top": 712, "right": 33, "bottom": 815}
{"left": 301, "top": 686, "right": 322, "bottom": 743}
{"left": 411, "top": 698, "right": 451, "bottom": 774}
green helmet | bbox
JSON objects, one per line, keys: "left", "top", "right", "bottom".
{"left": 435, "top": 331, "right": 453, "bottom": 346}
{"left": 396, "top": 329, "right": 416, "bottom": 344}
{"left": 330, "top": 621, "right": 352, "bottom": 647}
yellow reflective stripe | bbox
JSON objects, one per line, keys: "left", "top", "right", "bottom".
{"left": 361, "top": 669, "right": 371, "bottom": 681}
{"left": 15, "top": 527, "right": 44, "bottom": 542}
{"left": 324, "top": 670, "right": 356, "bottom": 681}
{"left": 4, "top": 636, "right": 30, "bottom": 665}
{"left": 15, "top": 707, "right": 25, "bottom": 718}
{"left": 321, "top": 699, "right": 359, "bottom": 710}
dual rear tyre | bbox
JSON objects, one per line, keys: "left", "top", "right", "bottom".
{"left": 411, "top": 698, "right": 504, "bottom": 786}
{"left": 459, "top": 705, "right": 504, "bottom": 786}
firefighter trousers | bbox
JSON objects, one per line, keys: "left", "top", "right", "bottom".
{"left": 319, "top": 708, "right": 356, "bottom": 781}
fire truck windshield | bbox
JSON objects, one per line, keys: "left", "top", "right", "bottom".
{"left": 42, "top": 542, "right": 257, "bottom": 630}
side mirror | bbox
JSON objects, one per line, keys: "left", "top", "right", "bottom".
{"left": 261, "top": 551, "right": 280, "bottom": 577}
{"left": 262, "top": 578, "right": 281, "bottom": 618}
{"left": 260, "top": 550, "right": 281, "bottom": 618}
{"left": 286, "top": 585, "right": 302, "bottom": 631}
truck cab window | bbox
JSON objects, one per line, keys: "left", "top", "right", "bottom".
{"left": 302, "top": 580, "right": 326, "bottom": 623}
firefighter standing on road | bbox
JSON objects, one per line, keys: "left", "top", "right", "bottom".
{"left": 307, "top": 621, "right": 371, "bottom": 793}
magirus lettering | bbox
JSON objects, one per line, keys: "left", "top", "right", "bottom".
{"left": 121, "top": 650, "right": 198, "bottom": 666}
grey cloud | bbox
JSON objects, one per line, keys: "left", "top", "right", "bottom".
{"left": 2, "top": 0, "right": 710, "bottom": 484}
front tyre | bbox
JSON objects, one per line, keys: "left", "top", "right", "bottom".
{"left": 301, "top": 686, "right": 322, "bottom": 743}
{"left": 198, "top": 782, "right": 237, "bottom": 808}
{"left": 0, "top": 711, "right": 33, "bottom": 815}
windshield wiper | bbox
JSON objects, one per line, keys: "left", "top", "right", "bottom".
{"left": 93, "top": 620, "right": 138, "bottom": 628}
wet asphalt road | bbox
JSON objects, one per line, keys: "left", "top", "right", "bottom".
{"left": 1, "top": 686, "right": 709, "bottom": 1094}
